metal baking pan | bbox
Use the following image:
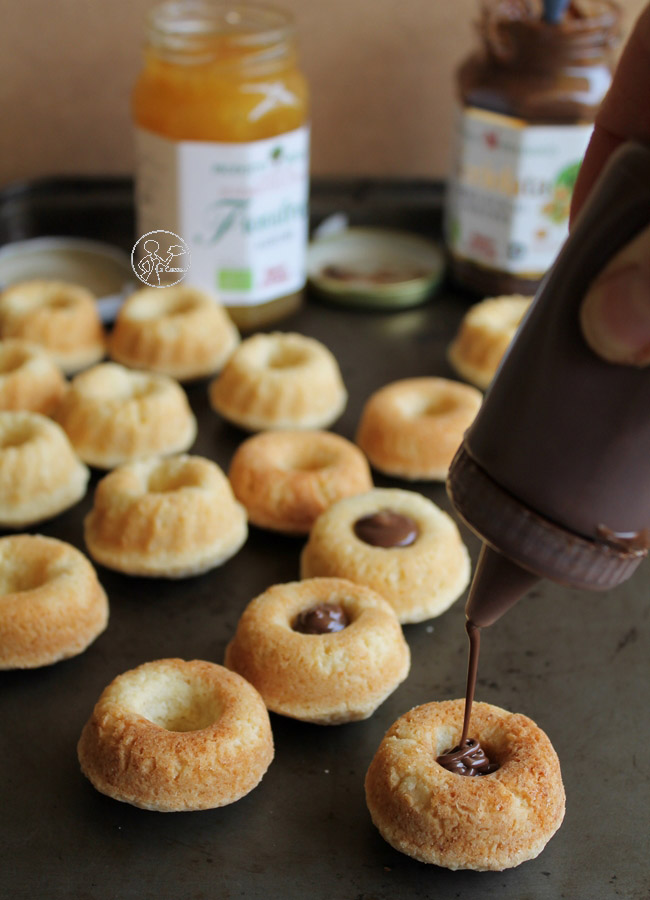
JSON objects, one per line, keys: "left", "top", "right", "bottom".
{"left": 0, "top": 179, "right": 647, "bottom": 900}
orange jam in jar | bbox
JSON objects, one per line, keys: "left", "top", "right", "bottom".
{"left": 133, "top": 1, "right": 310, "bottom": 329}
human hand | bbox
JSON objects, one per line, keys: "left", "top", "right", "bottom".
{"left": 572, "top": 4, "right": 650, "bottom": 366}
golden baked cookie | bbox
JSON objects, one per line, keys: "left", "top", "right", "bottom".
{"left": 225, "top": 578, "right": 410, "bottom": 725}
{"left": 228, "top": 430, "right": 373, "bottom": 535}
{"left": 0, "top": 279, "right": 106, "bottom": 374}
{"left": 300, "top": 488, "right": 470, "bottom": 624}
{"left": 0, "top": 339, "right": 66, "bottom": 415}
{"left": 108, "top": 285, "right": 240, "bottom": 381}
{"left": 78, "top": 658, "right": 274, "bottom": 811}
{"left": 209, "top": 332, "right": 347, "bottom": 431}
{"left": 54, "top": 362, "right": 197, "bottom": 469}
{"left": 355, "top": 377, "right": 482, "bottom": 481}
{"left": 365, "top": 699, "right": 565, "bottom": 870}
{"left": 0, "top": 534, "right": 108, "bottom": 669}
{"left": 447, "top": 294, "right": 533, "bottom": 390}
{"left": 85, "top": 455, "right": 247, "bottom": 577}
{"left": 0, "top": 411, "right": 89, "bottom": 527}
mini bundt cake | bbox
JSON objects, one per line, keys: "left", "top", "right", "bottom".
{"left": 108, "top": 285, "right": 240, "bottom": 381}
{"left": 0, "top": 534, "right": 108, "bottom": 669}
{"left": 54, "top": 363, "right": 197, "bottom": 469}
{"left": 355, "top": 377, "right": 482, "bottom": 481}
{"left": 228, "top": 430, "right": 373, "bottom": 534}
{"left": 0, "top": 339, "right": 67, "bottom": 415}
{"left": 225, "top": 578, "right": 410, "bottom": 724}
{"left": 447, "top": 294, "right": 533, "bottom": 390}
{"left": 0, "top": 279, "right": 106, "bottom": 374}
{"left": 209, "top": 332, "right": 347, "bottom": 431}
{"left": 78, "top": 658, "right": 274, "bottom": 811}
{"left": 0, "top": 411, "right": 89, "bottom": 527}
{"left": 365, "top": 699, "right": 565, "bottom": 870}
{"left": 85, "top": 455, "right": 248, "bottom": 577}
{"left": 301, "top": 488, "right": 470, "bottom": 624}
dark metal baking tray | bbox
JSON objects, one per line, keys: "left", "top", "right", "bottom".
{"left": 0, "top": 179, "right": 648, "bottom": 900}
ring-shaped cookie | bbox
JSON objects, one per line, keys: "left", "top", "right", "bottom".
{"left": 0, "top": 411, "right": 89, "bottom": 527}
{"left": 0, "top": 339, "right": 67, "bottom": 415}
{"left": 85, "top": 455, "right": 247, "bottom": 577}
{"left": 365, "top": 699, "right": 565, "bottom": 871}
{"left": 54, "top": 362, "right": 197, "bottom": 469}
{"left": 300, "top": 488, "right": 470, "bottom": 624}
{"left": 209, "top": 332, "right": 347, "bottom": 431}
{"left": 225, "top": 578, "right": 410, "bottom": 724}
{"left": 109, "top": 286, "right": 240, "bottom": 381}
{"left": 228, "top": 430, "right": 373, "bottom": 534}
{"left": 0, "top": 534, "right": 108, "bottom": 669}
{"left": 78, "top": 658, "right": 274, "bottom": 811}
{"left": 0, "top": 280, "right": 106, "bottom": 374}
{"left": 447, "top": 295, "right": 533, "bottom": 390}
{"left": 355, "top": 377, "right": 482, "bottom": 481}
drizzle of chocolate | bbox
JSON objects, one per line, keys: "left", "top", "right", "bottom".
{"left": 436, "top": 738, "right": 499, "bottom": 776}
{"left": 353, "top": 509, "right": 419, "bottom": 548}
{"left": 436, "top": 620, "right": 499, "bottom": 776}
{"left": 293, "top": 602, "right": 349, "bottom": 635}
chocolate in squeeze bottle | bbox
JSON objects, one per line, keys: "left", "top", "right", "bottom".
{"left": 440, "top": 142, "right": 650, "bottom": 771}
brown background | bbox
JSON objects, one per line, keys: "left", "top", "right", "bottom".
{"left": 0, "top": 0, "right": 645, "bottom": 187}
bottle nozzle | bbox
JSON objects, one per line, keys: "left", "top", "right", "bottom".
{"left": 465, "top": 544, "right": 539, "bottom": 628}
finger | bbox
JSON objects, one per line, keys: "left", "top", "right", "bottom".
{"left": 579, "top": 223, "right": 650, "bottom": 366}
{"left": 571, "top": 4, "right": 650, "bottom": 223}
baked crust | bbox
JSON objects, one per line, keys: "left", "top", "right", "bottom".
{"left": 365, "top": 699, "right": 565, "bottom": 871}
{"left": 300, "top": 488, "right": 470, "bottom": 624}
{"left": 54, "top": 362, "right": 197, "bottom": 469}
{"left": 109, "top": 286, "right": 240, "bottom": 381}
{"left": 224, "top": 578, "right": 410, "bottom": 724}
{"left": 0, "top": 411, "right": 89, "bottom": 527}
{"left": 448, "top": 294, "right": 533, "bottom": 390}
{"left": 0, "top": 339, "right": 66, "bottom": 415}
{"left": 209, "top": 332, "right": 347, "bottom": 431}
{"left": 0, "top": 280, "right": 106, "bottom": 374}
{"left": 0, "top": 534, "right": 108, "bottom": 669}
{"left": 78, "top": 658, "right": 274, "bottom": 811}
{"left": 228, "top": 430, "right": 372, "bottom": 535}
{"left": 85, "top": 454, "right": 247, "bottom": 577}
{"left": 355, "top": 377, "right": 482, "bottom": 481}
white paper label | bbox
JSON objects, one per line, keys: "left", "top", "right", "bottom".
{"left": 135, "top": 127, "right": 310, "bottom": 305}
{"left": 445, "top": 107, "right": 593, "bottom": 277}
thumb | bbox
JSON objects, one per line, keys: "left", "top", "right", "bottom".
{"left": 579, "top": 223, "right": 650, "bottom": 366}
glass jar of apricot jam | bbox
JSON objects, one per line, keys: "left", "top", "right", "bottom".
{"left": 133, "top": 1, "right": 310, "bottom": 329}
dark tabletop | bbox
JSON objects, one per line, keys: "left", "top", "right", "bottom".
{"left": 0, "top": 179, "right": 648, "bottom": 900}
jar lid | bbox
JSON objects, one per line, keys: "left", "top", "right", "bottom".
{"left": 307, "top": 227, "right": 444, "bottom": 310}
{"left": 0, "top": 237, "right": 134, "bottom": 322}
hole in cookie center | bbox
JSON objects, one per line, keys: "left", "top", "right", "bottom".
{"left": 0, "top": 347, "right": 30, "bottom": 374}
{"left": 289, "top": 449, "right": 337, "bottom": 472}
{"left": 422, "top": 395, "right": 458, "bottom": 416}
{"left": 46, "top": 294, "right": 76, "bottom": 311}
{"left": 267, "top": 346, "right": 309, "bottom": 369}
{"left": 0, "top": 556, "right": 50, "bottom": 594}
{"left": 147, "top": 464, "right": 201, "bottom": 493}
{"left": 128, "top": 672, "right": 223, "bottom": 732}
{"left": 0, "top": 421, "right": 38, "bottom": 449}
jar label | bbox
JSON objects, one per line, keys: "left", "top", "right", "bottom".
{"left": 135, "top": 127, "right": 310, "bottom": 305}
{"left": 445, "top": 107, "right": 593, "bottom": 277}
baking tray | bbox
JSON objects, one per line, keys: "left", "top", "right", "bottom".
{"left": 0, "top": 180, "right": 648, "bottom": 900}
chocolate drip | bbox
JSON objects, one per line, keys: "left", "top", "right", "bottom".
{"left": 437, "top": 738, "right": 498, "bottom": 776}
{"left": 353, "top": 509, "right": 419, "bottom": 548}
{"left": 293, "top": 602, "right": 349, "bottom": 635}
{"left": 436, "top": 620, "right": 498, "bottom": 776}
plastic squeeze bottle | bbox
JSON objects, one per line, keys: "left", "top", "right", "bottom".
{"left": 447, "top": 141, "right": 650, "bottom": 630}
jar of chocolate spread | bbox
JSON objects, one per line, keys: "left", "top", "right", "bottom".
{"left": 445, "top": 0, "right": 620, "bottom": 296}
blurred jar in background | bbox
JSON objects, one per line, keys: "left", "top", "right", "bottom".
{"left": 445, "top": 0, "right": 620, "bottom": 296}
{"left": 133, "top": 1, "right": 310, "bottom": 329}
